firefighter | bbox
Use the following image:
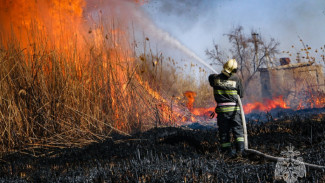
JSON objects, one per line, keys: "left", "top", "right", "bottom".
{"left": 208, "top": 59, "right": 245, "bottom": 157}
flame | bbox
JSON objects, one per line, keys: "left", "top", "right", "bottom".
{"left": 183, "top": 91, "right": 196, "bottom": 110}
{"left": 0, "top": 0, "right": 86, "bottom": 50}
{"left": 243, "top": 94, "right": 324, "bottom": 114}
{"left": 243, "top": 96, "right": 289, "bottom": 114}
{"left": 0, "top": 0, "right": 153, "bottom": 132}
{"left": 191, "top": 107, "right": 215, "bottom": 117}
{"left": 4, "top": 0, "right": 323, "bottom": 132}
{"left": 296, "top": 90, "right": 325, "bottom": 110}
{"left": 183, "top": 91, "right": 215, "bottom": 120}
{"left": 166, "top": 89, "right": 324, "bottom": 123}
{"left": 135, "top": 75, "right": 167, "bottom": 103}
{"left": 183, "top": 93, "right": 321, "bottom": 119}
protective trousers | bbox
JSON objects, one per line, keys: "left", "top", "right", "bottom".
{"left": 217, "top": 109, "right": 244, "bottom": 152}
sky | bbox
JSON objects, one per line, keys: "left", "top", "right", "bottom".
{"left": 140, "top": 0, "right": 325, "bottom": 71}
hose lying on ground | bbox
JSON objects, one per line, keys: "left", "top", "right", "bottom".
{"left": 237, "top": 95, "right": 325, "bottom": 170}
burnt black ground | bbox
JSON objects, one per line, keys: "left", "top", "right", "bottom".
{"left": 0, "top": 116, "right": 325, "bottom": 182}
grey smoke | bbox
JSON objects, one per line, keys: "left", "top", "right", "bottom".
{"left": 144, "top": 0, "right": 325, "bottom": 63}
{"left": 84, "top": 0, "right": 218, "bottom": 73}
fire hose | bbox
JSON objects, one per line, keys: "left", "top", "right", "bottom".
{"left": 236, "top": 95, "right": 325, "bottom": 170}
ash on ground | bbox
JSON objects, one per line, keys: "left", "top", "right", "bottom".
{"left": 1, "top": 116, "right": 325, "bottom": 182}
{"left": 246, "top": 107, "right": 325, "bottom": 123}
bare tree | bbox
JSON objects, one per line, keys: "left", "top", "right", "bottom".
{"left": 206, "top": 26, "right": 279, "bottom": 90}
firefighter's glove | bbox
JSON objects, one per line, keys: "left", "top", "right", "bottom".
{"left": 210, "top": 112, "right": 216, "bottom": 119}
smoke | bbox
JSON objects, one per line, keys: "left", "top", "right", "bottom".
{"left": 132, "top": 9, "right": 218, "bottom": 73}
{"left": 144, "top": 0, "right": 325, "bottom": 64}
{"left": 223, "top": 0, "right": 325, "bottom": 49}
{"left": 135, "top": 1, "right": 219, "bottom": 73}
{"left": 85, "top": 0, "right": 217, "bottom": 73}
{"left": 0, "top": 0, "right": 216, "bottom": 73}
{"left": 151, "top": 0, "right": 204, "bottom": 32}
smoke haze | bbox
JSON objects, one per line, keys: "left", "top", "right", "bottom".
{"left": 1, "top": 0, "right": 324, "bottom": 72}
{"left": 144, "top": 0, "right": 325, "bottom": 67}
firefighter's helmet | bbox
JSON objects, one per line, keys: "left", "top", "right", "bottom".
{"left": 222, "top": 59, "right": 238, "bottom": 75}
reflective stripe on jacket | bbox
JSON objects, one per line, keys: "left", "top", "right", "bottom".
{"left": 216, "top": 106, "right": 240, "bottom": 113}
{"left": 218, "top": 102, "right": 237, "bottom": 106}
{"left": 215, "top": 90, "right": 238, "bottom": 95}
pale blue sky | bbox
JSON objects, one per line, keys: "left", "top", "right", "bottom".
{"left": 142, "top": 0, "right": 325, "bottom": 68}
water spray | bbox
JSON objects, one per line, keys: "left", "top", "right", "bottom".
{"left": 138, "top": 15, "right": 218, "bottom": 74}
{"left": 162, "top": 37, "right": 218, "bottom": 74}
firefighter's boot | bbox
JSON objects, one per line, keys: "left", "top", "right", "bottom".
{"left": 221, "top": 147, "right": 236, "bottom": 158}
{"left": 236, "top": 141, "right": 245, "bottom": 157}
{"left": 221, "top": 143, "right": 236, "bottom": 158}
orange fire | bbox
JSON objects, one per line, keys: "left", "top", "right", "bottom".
{"left": 191, "top": 107, "right": 215, "bottom": 117}
{"left": 0, "top": 0, "right": 153, "bottom": 131}
{"left": 187, "top": 93, "right": 324, "bottom": 118}
{"left": 183, "top": 91, "right": 196, "bottom": 110}
{"left": 3, "top": 0, "right": 323, "bottom": 130}
{"left": 0, "top": 0, "right": 86, "bottom": 51}
{"left": 302, "top": 90, "right": 325, "bottom": 109}
{"left": 243, "top": 96, "right": 289, "bottom": 114}
{"left": 183, "top": 91, "right": 215, "bottom": 119}
{"left": 183, "top": 93, "right": 310, "bottom": 118}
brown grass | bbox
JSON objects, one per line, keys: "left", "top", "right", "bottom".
{"left": 137, "top": 49, "right": 214, "bottom": 109}
{"left": 0, "top": 21, "right": 214, "bottom": 154}
{"left": 0, "top": 26, "right": 150, "bottom": 153}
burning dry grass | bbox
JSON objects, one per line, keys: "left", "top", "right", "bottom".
{"left": 137, "top": 50, "right": 213, "bottom": 108}
{"left": 1, "top": 41, "right": 103, "bottom": 151}
{"left": 0, "top": 24, "right": 184, "bottom": 154}
{"left": 0, "top": 20, "right": 214, "bottom": 154}
{"left": 137, "top": 52, "right": 216, "bottom": 123}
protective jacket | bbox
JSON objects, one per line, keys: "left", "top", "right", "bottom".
{"left": 208, "top": 73, "right": 244, "bottom": 108}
